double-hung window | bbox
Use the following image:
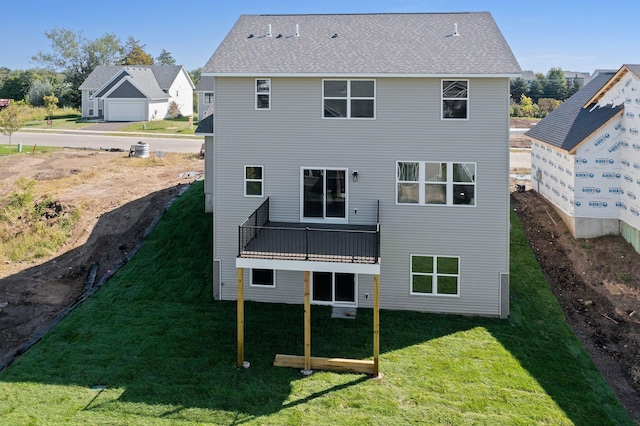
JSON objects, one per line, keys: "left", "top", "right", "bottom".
{"left": 323, "top": 79, "right": 375, "bottom": 118}
{"left": 411, "top": 255, "right": 460, "bottom": 296}
{"left": 244, "top": 166, "right": 263, "bottom": 197}
{"left": 204, "top": 92, "right": 214, "bottom": 104}
{"left": 256, "top": 79, "right": 270, "bottom": 110}
{"left": 442, "top": 80, "right": 468, "bottom": 119}
{"left": 397, "top": 161, "right": 476, "bottom": 206}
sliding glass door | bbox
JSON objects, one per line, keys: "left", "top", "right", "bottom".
{"left": 312, "top": 272, "right": 357, "bottom": 306}
{"left": 301, "top": 168, "right": 347, "bottom": 222}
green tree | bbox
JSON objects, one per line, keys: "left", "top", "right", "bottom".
{"left": 543, "top": 67, "right": 568, "bottom": 100}
{"left": 156, "top": 49, "right": 176, "bottom": 65}
{"left": 526, "top": 73, "right": 545, "bottom": 103}
{"left": 566, "top": 76, "right": 582, "bottom": 98}
{"left": 0, "top": 70, "right": 38, "bottom": 101}
{"left": 27, "top": 79, "right": 56, "bottom": 107}
{"left": 536, "top": 98, "right": 561, "bottom": 118}
{"left": 0, "top": 67, "right": 10, "bottom": 87}
{"left": 43, "top": 94, "right": 59, "bottom": 119}
{"left": 32, "top": 28, "right": 123, "bottom": 107}
{"left": 189, "top": 68, "right": 201, "bottom": 87}
{"left": 510, "top": 77, "right": 527, "bottom": 101}
{"left": 0, "top": 103, "right": 25, "bottom": 146}
{"left": 519, "top": 94, "right": 540, "bottom": 118}
{"left": 119, "top": 37, "right": 154, "bottom": 65}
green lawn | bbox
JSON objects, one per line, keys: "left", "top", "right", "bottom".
{"left": 16, "top": 109, "right": 198, "bottom": 135}
{"left": 0, "top": 181, "right": 634, "bottom": 425}
{"left": 117, "top": 117, "right": 197, "bottom": 135}
{"left": 22, "top": 114, "right": 95, "bottom": 130}
{"left": 0, "top": 144, "right": 60, "bottom": 155}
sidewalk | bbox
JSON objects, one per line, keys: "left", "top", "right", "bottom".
{"left": 17, "top": 126, "right": 200, "bottom": 139}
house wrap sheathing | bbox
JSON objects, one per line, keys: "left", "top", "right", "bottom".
{"left": 528, "top": 65, "right": 640, "bottom": 252}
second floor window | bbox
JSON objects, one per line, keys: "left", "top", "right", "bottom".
{"left": 204, "top": 92, "right": 214, "bottom": 104}
{"left": 397, "top": 161, "right": 476, "bottom": 206}
{"left": 323, "top": 79, "right": 375, "bottom": 119}
{"left": 245, "top": 166, "right": 263, "bottom": 197}
{"left": 442, "top": 80, "right": 468, "bottom": 119}
{"left": 256, "top": 79, "right": 270, "bottom": 110}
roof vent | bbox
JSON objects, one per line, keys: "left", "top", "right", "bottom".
{"left": 452, "top": 23, "right": 460, "bottom": 37}
{"left": 295, "top": 24, "right": 300, "bottom": 37}
{"left": 331, "top": 33, "right": 338, "bottom": 39}
{"left": 276, "top": 34, "right": 282, "bottom": 39}
{"left": 267, "top": 24, "right": 272, "bottom": 37}
{"left": 247, "top": 34, "right": 254, "bottom": 39}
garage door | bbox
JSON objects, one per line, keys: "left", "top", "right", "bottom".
{"left": 107, "top": 101, "right": 145, "bottom": 121}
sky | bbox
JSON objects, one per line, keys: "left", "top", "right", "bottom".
{"left": 1, "top": 0, "right": 639, "bottom": 75}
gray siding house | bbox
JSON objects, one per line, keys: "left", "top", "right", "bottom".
{"left": 195, "top": 75, "right": 215, "bottom": 121}
{"left": 199, "top": 13, "right": 520, "bottom": 318}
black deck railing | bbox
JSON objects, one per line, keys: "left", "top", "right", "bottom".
{"left": 238, "top": 199, "right": 380, "bottom": 264}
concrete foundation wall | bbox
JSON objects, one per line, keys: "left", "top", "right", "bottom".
{"left": 543, "top": 192, "right": 621, "bottom": 238}
{"left": 621, "top": 221, "right": 640, "bottom": 254}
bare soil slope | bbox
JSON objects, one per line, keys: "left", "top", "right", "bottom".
{"left": 0, "top": 148, "right": 203, "bottom": 368}
{"left": 512, "top": 190, "right": 640, "bottom": 420}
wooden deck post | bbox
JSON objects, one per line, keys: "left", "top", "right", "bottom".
{"left": 373, "top": 274, "right": 380, "bottom": 376}
{"left": 303, "top": 270, "right": 312, "bottom": 375}
{"left": 237, "top": 268, "right": 246, "bottom": 368}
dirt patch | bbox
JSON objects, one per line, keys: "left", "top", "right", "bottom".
{"left": 0, "top": 148, "right": 203, "bottom": 368}
{"left": 512, "top": 190, "right": 640, "bottom": 421}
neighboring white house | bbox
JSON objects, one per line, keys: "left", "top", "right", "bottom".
{"left": 197, "top": 13, "right": 520, "bottom": 318}
{"left": 527, "top": 65, "right": 640, "bottom": 253}
{"left": 79, "top": 65, "right": 194, "bottom": 121}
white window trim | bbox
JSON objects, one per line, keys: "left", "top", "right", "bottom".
{"left": 255, "top": 78, "right": 271, "bottom": 110}
{"left": 204, "top": 92, "right": 214, "bottom": 104}
{"left": 244, "top": 165, "right": 264, "bottom": 197}
{"left": 322, "top": 79, "right": 376, "bottom": 119}
{"left": 396, "top": 161, "right": 476, "bottom": 207}
{"left": 299, "top": 167, "right": 349, "bottom": 224}
{"left": 409, "top": 254, "right": 460, "bottom": 297}
{"left": 311, "top": 272, "right": 358, "bottom": 307}
{"left": 249, "top": 268, "right": 276, "bottom": 288}
{"left": 441, "top": 79, "right": 469, "bottom": 121}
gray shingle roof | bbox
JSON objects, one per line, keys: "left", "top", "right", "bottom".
{"left": 626, "top": 64, "right": 640, "bottom": 78}
{"left": 79, "top": 65, "right": 192, "bottom": 90}
{"left": 203, "top": 13, "right": 521, "bottom": 75}
{"left": 195, "top": 75, "right": 214, "bottom": 92}
{"left": 525, "top": 72, "right": 622, "bottom": 151}
{"left": 195, "top": 114, "right": 214, "bottom": 134}
{"left": 122, "top": 67, "right": 168, "bottom": 99}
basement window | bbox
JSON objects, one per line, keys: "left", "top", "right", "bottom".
{"left": 250, "top": 269, "right": 275, "bottom": 287}
{"left": 410, "top": 255, "right": 460, "bottom": 296}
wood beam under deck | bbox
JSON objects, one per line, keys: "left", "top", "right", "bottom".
{"left": 237, "top": 267, "right": 246, "bottom": 369}
{"left": 272, "top": 273, "right": 381, "bottom": 377}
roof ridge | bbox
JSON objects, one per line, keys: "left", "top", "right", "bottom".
{"left": 253, "top": 12, "right": 485, "bottom": 16}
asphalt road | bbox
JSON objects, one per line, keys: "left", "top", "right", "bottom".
{"left": 0, "top": 131, "right": 203, "bottom": 153}
{"left": 2, "top": 130, "right": 532, "bottom": 170}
